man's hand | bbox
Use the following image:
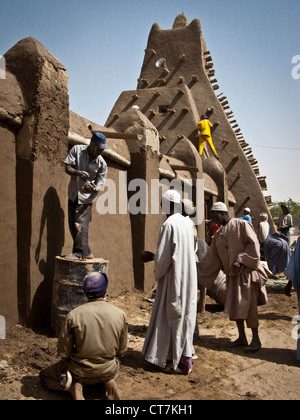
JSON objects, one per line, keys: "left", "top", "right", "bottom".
{"left": 78, "top": 171, "right": 90, "bottom": 181}
{"left": 65, "top": 165, "right": 90, "bottom": 181}
{"left": 83, "top": 181, "right": 96, "bottom": 192}
{"left": 232, "top": 260, "right": 243, "bottom": 274}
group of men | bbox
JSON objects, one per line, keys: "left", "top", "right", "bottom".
{"left": 39, "top": 131, "right": 293, "bottom": 400}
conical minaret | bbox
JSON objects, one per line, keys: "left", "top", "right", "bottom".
{"left": 106, "top": 14, "right": 273, "bottom": 228}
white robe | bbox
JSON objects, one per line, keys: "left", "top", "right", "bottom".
{"left": 142, "top": 212, "right": 198, "bottom": 370}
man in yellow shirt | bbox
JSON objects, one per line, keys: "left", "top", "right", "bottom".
{"left": 197, "top": 115, "right": 219, "bottom": 158}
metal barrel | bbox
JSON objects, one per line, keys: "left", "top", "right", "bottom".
{"left": 51, "top": 256, "right": 109, "bottom": 337}
{"left": 197, "top": 239, "right": 227, "bottom": 307}
{"left": 207, "top": 271, "right": 227, "bottom": 306}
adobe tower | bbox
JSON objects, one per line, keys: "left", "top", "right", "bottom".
{"left": 106, "top": 14, "right": 273, "bottom": 229}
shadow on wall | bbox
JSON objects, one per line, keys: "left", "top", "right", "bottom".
{"left": 31, "top": 187, "right": 65, "bottom": 331}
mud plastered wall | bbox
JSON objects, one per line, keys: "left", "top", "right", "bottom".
{"left": 2, "top": 38, "right": 70, "bottom": 329}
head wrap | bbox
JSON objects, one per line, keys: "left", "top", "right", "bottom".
{"left": 83, "top": 272, "right": 108, "bottom": 297}
{"left": 91, "top": 132, "right": 107, "bottom": 150}
{"left": 182, "top": 199, "right": 195, "bottom": 215}
{"left": 260, "top": 212, "right": 268, "bottom": 221}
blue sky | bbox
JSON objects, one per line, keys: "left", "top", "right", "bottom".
{"left": 1, "top": 0, "right": 300, "bottom": 203}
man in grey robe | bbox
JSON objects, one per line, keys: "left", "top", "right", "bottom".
{"left": 141, "top": 190, "right": 198, "bottom": 374}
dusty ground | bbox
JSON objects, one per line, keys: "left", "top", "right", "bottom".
{"left": 0, "top": 281, "right": 300, "bottom": 401}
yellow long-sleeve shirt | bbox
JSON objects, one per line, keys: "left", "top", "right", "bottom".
{"left": 197, "top": 119, "right": 213, "bottom": 137}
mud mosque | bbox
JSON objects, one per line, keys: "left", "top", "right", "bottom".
{"left": 0, "top": 14, "right": 274, "bottom": 330}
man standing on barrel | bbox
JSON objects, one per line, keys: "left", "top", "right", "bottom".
{"left": 64, "top": 132, "right": 108, "bottom": 260}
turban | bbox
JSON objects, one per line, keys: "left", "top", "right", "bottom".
{"left": 182, "top": 199, "right": 195, "bottom": 215}
{"left": 260, "top": 213, "right": 268, "bottom": 221}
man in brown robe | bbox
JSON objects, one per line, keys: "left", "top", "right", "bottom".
{"left": 197, "top": 202, "right": 268, "bottom": 352}
{"left": 40, "top": 272, "right": 127, "bottom": 400}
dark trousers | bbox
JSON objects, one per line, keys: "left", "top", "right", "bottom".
{"left": 68, "top": 199, "right": 93, "bottom": 258}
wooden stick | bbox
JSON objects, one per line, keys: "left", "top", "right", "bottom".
{"left": 144, "top": 284, "right": 157, "bottom": 301}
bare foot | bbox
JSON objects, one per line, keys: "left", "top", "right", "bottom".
{"left": 105, "top": 379, "right": 121, "bottom": 400}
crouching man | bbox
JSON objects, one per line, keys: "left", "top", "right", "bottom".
{"left": 40, "top": 272, "right": 127, "bottom": 400}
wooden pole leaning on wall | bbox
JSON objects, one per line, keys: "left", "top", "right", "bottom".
{"left": 88, "top": 126, "right": 143, "bottom": 141}
{"left": 169, "top": 164, "right": 199, "bottom": 172}
{"left": 99, "top": 131, "right": 143, "bottom": 141}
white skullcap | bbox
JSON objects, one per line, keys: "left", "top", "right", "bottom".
{"left": 211, "top": 202, "right": 228, "bottom": 212}
{"left": 162, "top": 190, "right": 181, "bottom": 204}
{"left": 244, "top": 207, "right": 251, "bottom": 212}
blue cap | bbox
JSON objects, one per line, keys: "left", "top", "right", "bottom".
{"left": 83, "top": 272, "right": 108, "bottom": 296}
{"left": 91, "top": 132, "right": 107, "bottom": 150}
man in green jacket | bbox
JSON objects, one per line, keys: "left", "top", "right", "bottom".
{"left": 40, "top": 272, "right": 128, "bottom": 400}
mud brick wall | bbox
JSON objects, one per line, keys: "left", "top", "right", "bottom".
{"left": 0, "top": 67, "right": 24, "bottom": 324}
{"left": 4, "top": 38, "right": 70, "bottom": 328}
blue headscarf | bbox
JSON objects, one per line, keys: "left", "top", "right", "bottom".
{"left": 83, "top": 272, "right": 108, "bottom": 297}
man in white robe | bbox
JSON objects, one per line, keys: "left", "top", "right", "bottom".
{"left": 141, "top": 190, "right": 198, "bottom": 373}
